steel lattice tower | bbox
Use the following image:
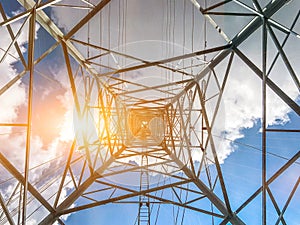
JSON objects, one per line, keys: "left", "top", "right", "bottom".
{"left": 0, "top": 0, "right": 299, "bottom": 224}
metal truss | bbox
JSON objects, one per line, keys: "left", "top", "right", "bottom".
{"left": 0, "top": 0, "right": 299, "bottom": 224}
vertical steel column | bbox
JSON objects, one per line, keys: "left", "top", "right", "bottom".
{"left": 262, "top": 18, "right": 267, "bottom": 225}
{"left": 23, "top": 6, "right": 36, "bottom": 225}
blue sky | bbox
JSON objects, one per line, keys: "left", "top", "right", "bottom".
{"left": 0, "top": 0, "right": 299, "bottom": 224}
{"left": 61, "top": 110, "right": 299, "bottom": 225}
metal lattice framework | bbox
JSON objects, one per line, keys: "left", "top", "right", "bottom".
{"left": 0, "top": 0, "right": 299, "bottom": 224}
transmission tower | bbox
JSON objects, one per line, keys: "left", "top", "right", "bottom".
{"left": 0, "top": 0, "right": 299, "bottom": 225}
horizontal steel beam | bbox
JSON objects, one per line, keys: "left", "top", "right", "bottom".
{"left": 97, "top": 45, "right": 231, "bottom": 77}
{"left": 58, "top": 179, "right": 192, "bottom": 215}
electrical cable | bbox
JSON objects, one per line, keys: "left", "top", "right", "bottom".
{"left": 210, "top": 133, "right": 300, "bottom": 165}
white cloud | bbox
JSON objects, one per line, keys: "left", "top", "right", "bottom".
{"left": 48, "top": 0, "right": 300, "bottom": 166}
{"left": 0, "top": 24, "right": 26, "bottom": 135}
{"left": 0, "top": 8, "right": 80, "bottom": 224}
{"left": 214, "top": 57, "right": 299, "bottom": 163}
{"left": 0, "top": 2, "right": 292, "bottom": 223}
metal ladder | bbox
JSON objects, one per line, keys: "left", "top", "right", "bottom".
{"left": 138, "top": 154, "right": 150, "bottom": 225}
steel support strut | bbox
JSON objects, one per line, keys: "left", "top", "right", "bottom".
{"left": 262, "top": 17, "right": 268, "bottom": 225}
{"left": 170, "top": 0, "right": 297, "bottom": 113}
{"left": 38, "top": 146, "right": 126, "bottom": 225}
{"left": 162, "top": 144, "right": 245, "bottom": 225}
{"left": 164, "top": 82, "right": 245, "bottom": 224}
{"left": 23, "top": 6, "right": 36, "bottom": 225}
{"left": 0, "top": 152, "right": 56, "bottom": 213}
{"left": 0, "top": 192, "right": 15, "bottom": 225}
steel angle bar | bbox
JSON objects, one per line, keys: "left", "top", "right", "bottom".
{"left": 122, "top": 96, "right": 169, "bottom": 107}
{"left": 201, "top": 53, "right": 234, "bottom": 158}
{"left": 38, "top": 146, "right": 126, "bottom": 225}
{"left": 262, "top": 18, "right": 268, "bottom": 225}
{"left": 120, "top": 78, "right": 193, "bottom": 96}
{"left": 50, "top": 4, "right": 93, "bottom": 10}
{"left": 126, "top": 97, "right": 174, "bottom": 107}
{"left": 0, "top": 182, "right": 20, "bottom": 222}
{"left": 57, "top": 218, "right": 66, "bottom": 225}
{"left": 0, "top": 153, "right": 55, "bottom": 213}
{"left": 22, "top": 7, "right": 36, "bottom": 224}
{"left": 100, "top": 162, "right": 184, "bottom": 182}
{"left": 0, "top": 3, "right": 26, "bottom": 67}
{"left": 194, "top": 82, "right": 233, "bottom": 215}
{"left": 267, "top": 187, "right": 287, "bottom": 225}
{"left": 0, "top": 41, "right": 59, "bottom": 96}
{"left": 71, "top": 38, "right": 194, "bottom": 77}
{"left": 190, "top": 0, "right": 231, "bottom": 42}
{"left": 98, "top": 91, "right": 115, "bottom": 155}
{"left": 201, "top": 0, "right": 232, "bottom": 14}
{"left": 265, "top": 22, "right": 300, "bottom": 91}
{"left": 267, "top": 10, "right": 300, "bottom": 76}
{"left": 107, "top": 76, "right": 177, "bottom": 96}
{"left": 58, "top": 179, "right": 192, "bottom": 215}
{"left": 61, "top": 41, "right": 81, "bottom": 115}
{"left": 64, "top": 0, "right": 111, "bottom": 40}
{"left": 274, "top": 177, "right": 299, "bottom": 225}
{"left": 233, "top": 0, "right": 300, "bottom": 39}
{"left": 0, "top": 0, "right": 62, "bottom": 27}
{"left": 61, "top": 41, "right": 95, "bottom": 175}
{"left": 0, "top": 13, "right": 30, "bottom": 64}
{"left": 53, "top": 141, "right": 76, "bottom": 208}
{"left": 0, "top": 123, "right": 27, "bottom": 127}
{"left": 80, "top": 0, "right": 95, "bottom": 8}
{"left": 236, "top": 151, "right": 300, "bottom": 214}
{"left": 0, "top": 192, "right": 15, "bottom": 225}
{"left": 175, "top": 98, "right": 196, "bottom": 175}
{"left": 170, "top": 0, "right": 291, "bottom": 105}
{"left": 148, "top": 194, "right": 223, "bottom": 218}
{"left": 162, "top": 144, "right": 245, "bottom": 225}
{"left": 203, "top": 12, "right": 256, "bottom": 17}
{"left": 15, "top": 0, "right": 109, "bottom": 88}
{"left": 266, "top": 129, "right": 300, "bottom": 132}
{"left": 234, "top": 47, "right": 300, "bottom": 116}
{"left": 97, "top": 45, "right": 231, "bottom": 78}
